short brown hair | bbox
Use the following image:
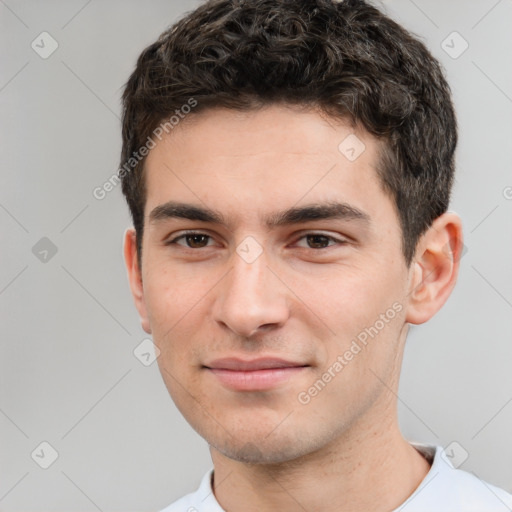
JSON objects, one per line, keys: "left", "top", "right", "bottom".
{"left": 120, "top": 0, "right": 457, "bottom": 266}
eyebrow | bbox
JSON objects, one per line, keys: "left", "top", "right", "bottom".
{"left": 149, "top": 201, "right": 371, "bottom": 229}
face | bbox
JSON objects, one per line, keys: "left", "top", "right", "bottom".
{"left": 127, "top": 105, "right": 417, "bottom": 464}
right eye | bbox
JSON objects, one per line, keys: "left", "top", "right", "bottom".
{"left": 166, "top": 232, "right": 215, "bottom": 249}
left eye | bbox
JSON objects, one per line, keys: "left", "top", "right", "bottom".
{"left": 296, "top": 234, "right": 345, "bottom": 249}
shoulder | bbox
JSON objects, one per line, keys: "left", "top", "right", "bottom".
{"left": 159, "top": 492, "right": 199, "bottom": 512}
{"left": 159, "top": 494, "right": 199, "bottom": 512}
{"left": 399, "top": 443, "right": 512, "bottom": 511}
{"left": 432, "top": 464, "right": 512, "bottom": 509}
{"left": 158, "top": 469, "right": 223, "bottom": 512}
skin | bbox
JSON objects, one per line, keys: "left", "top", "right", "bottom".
{"left": 124, "top": 104, "right": 464, "bottom": 512}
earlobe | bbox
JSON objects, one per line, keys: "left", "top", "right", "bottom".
{"left": 123, "top": 228, "right": 152, "bottom": 334}
{"left": 405, "top": 213, "right": 464, "bottom": 325}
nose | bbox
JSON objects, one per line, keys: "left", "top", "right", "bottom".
{"left": 212, "top": 248, "right": 290, "bottom": 339}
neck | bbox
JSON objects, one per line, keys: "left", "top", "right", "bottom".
{"left": 210, "top": 405, "right": 431, "bottom": 512}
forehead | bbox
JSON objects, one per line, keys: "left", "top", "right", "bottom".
{"left": 155, "top": 104, "right": 373, "bottom": 163}
{"left": 142, "top": 105, "right": 394, "bottom": 228}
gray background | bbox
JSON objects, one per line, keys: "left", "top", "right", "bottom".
{"left": 1, "top": 0, "right": 511, "bottom": 510}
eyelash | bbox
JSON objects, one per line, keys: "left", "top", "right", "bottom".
{"left": 165, "top": 231, "right": 348, "bottom": 250}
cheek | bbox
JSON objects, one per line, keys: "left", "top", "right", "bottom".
{"left": 143, "top": 263, "right": 219, "bottom": 372}
{"left": 143, "top": 261, "right": 207, "bottom": 331}
{"left": 297, "top": 312, "right": 405, "bottom": 425}
{"left": 297, "top": 263, "right": 397, "bottom": 330}
{"left": 304, "top": 263, "right": 406, "bottom": 370}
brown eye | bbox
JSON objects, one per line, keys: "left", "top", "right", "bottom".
{"left": 166, "top": 232, "right": 214, "bottom": 248}
{"left": 294, "top": 232, "right": 348, "bottom": 250}
{"left": 185, "top": 234, "right": 210, "bottom": 248}
{"left": 306, "top": 234, "right": 332, "bottom": 249}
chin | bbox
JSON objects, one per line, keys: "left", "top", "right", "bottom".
{"left": 207, "top": 427, "right": 322, "bottom": 465}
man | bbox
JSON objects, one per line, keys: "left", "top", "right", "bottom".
{"left": 120, "top": 0, "right": 512, "bottom": 510}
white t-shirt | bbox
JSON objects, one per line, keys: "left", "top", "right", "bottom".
{"left": 159, "top": 443, "right": 512, "bottom": 511}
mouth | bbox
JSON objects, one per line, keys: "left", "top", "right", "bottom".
{"left": 203, "top": 357, "right": 310, "bottom": 391}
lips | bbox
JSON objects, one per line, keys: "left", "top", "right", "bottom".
{"left": 205, "top": 357, "right": 307, "bottom": 371}
{"left": 204, "top": 357, "right": 309, "bottom": 391}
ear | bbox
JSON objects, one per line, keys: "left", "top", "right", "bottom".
{"left": 123, "top": 228, "right": 151, "bottom": 334}
{"left": 405, "top": 212, "right": 464, "bottom": 325}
